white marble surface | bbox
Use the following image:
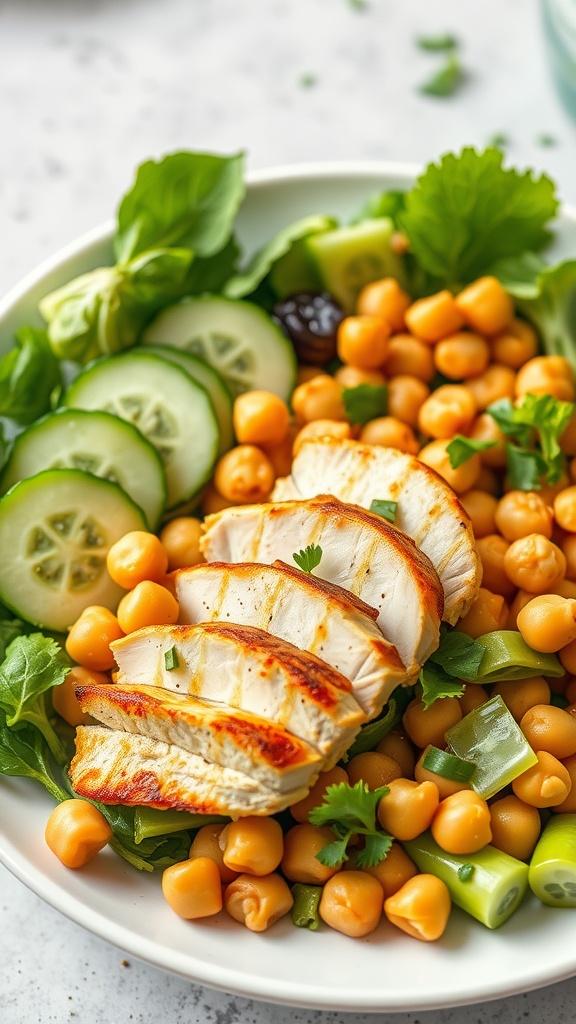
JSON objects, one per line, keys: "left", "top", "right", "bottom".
{"left": 2, "top": 0, "right": 576, "bottom": 1020}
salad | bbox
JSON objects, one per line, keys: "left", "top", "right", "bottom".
{"left": 1, "top": 146, "right": 576, "bottom": 943}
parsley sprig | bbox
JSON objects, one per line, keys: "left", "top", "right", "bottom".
{"left": 293, "top": 544, "right": 322, "bottom": 574}
{"left": 487, "top": 393, "right": 573, "bottom": 490}
{"left": 309, "top": 781, "right": 393, "bottom": 867}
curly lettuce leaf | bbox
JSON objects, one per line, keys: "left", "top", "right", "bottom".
{"left": 400, "top": 148, "right": 558, "bottom": 287}
{"left": 0, "top": 326, "right": 61, "bottom": 424}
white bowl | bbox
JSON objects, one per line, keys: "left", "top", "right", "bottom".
{"left": 1, "top": 162, "right": 576, "bottom": 1012}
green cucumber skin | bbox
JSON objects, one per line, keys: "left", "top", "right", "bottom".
{"left": 403, "top": 832, "right": 529, "bottom": 929}
{"left": 0, "top": 408, "right": 167, "bottom": 531}
{"left": 529, "top": 814, "right": 576, "bottom": 908}
{"left": 305, "top": 218, "right": 406, "bottom": 313}
{"left": 0, "top": 468, "right": 147, "bottom": 632}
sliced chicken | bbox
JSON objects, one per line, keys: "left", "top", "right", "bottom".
{"left": 272, "top": 437, "right": 481, "bottom": 625}
{"left": 75, "top": 682, "right": 323, "bottom": 794}
{"left": 110, "top": 622, "right": 366, "bottom": 766}
{"left": 200, "top": 497, "right": 443, "bottom": 673}
{"left": 70, "top": 725, "right": 304, "bottom": 815}
{"left": 175, "top": 560, "right": 407, "bottom": 719}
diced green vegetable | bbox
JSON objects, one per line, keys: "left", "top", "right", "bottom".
{"left": 342, "top": 384, "right": 387, "bottom": 425}
{"left": 403, "top": 831, "right": 529, "bottom": 928}
{"left": 529, "top": 814, "right": 576, "bottom": 907}
{"left": 445, "top": 694, "right": 538, "bottom": 799}
{"left": 461, "top": 631, "right": 564, "bottom": 683}
{"left": 133, "top": 806, "right": 228, "bottom": 843}
{"left": 422, "top": 745, "right": 476, "bottom": 783}
{"left": 291, "top": 883, "right": 322, "bottom": 930}
{"left": 305, "top": 218, "right": 406, "bottom": 312}
{"left": 369, "top": 499, "right": 398, "bottom": 524}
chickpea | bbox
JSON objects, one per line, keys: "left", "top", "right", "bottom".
{"left": 65, "top": 606, "right": 124, "bottom": 672}
{"left": 291, "top": 374, "right": 346, "bottom": 423}
{"left": 52, "top": 665, "right": 110, "bottom": 728}
{"left": 106, "top": 531, "right": 168, "bottom": 590}
{"left": 402, "top": 696, "right": 462, "bottom": 750}
{"left": 414, "top": 745, "right": 471, "bottom": 800}
{"left": 189, "top": 823, "right": 239, "bottom": 883}
{"left": 504, "top": 534, "right": 566, "bottom": 593}
{"left": 213, "top": 445, "right": 275, "bottom": 503}
{"left": 565, "top": 676, "right": 576, "bottom": 704}
{"left": 281, "top": 822, "right": 342, "bottom": 884}
{"left": 491, "top": 676, "right": 551, "bottom": 722}
{"left": 520, "top": 703, "right": 576, "bottom": 759}
{"left": 337, "top": 315, "right": 390, "bottom": 370}
{"left": 356, "top": 277, "right": 411, "bottom": 331}
{"left": 464, "top": 364, "right": 516, "bottom": 410}
{"left": 475, "top": 535, "right": 516, "bottom": 597}
{"left": 377, "top": 778, "right": 440, "bottom": 841}
{"left": 418, "top": 439, "right": 481, "bottom": 494}
{"left": 404, "top": 290, "right": 464, "bottom": 343}
{"left": 201, "top": 483, "right": 237, "bottom": 516}
{"left": 459, "top": 491, "right": 498, "bottom": 538}
{"left": 561, "top": 534, "right": 576, "bottom": 581}
{"left": 434, "top": 332, "right": 490, "bottom": 380}
{"left": 539, "top": 473, "right": 571, "bottom": 506}
{"left": 334, "top": 365, "right": 387, "bottom": 389}
{"left": 359, "top": 416, "right": 419, "bottom": 454}
{"left": 289, "top": 766, "right": 349, "bottom": 823}
{"left": 495, "top": 491, "right": 554, "bottom": 542}
{"left": 116, "top": 581, "right": 179, "bottom": 634}
{"left": 224, "top": 873, "right": 293, "bottom": 932}
{"left": 551, "top": 753, "right": 576, "bottom": 812}
{"left": 162, "top": 856, "right": 223, "bottom": 919}
{"left": 384, "top": 874, "right": 451, "bottom": 942}
{"left": 160, "top": 517, "right": 204, "bottom": 571}
{"left": 319, "top": 871, "right": 384, "bottom": 937}
{"left": 468, "top": 413, "right": 507, "bottom": 468}
{"left": 353, "top": 841, "right": 418, "bottom": 898}
{"left": 517, "top": 594, "right": 576, "bottom": 652}
{"left": 515, "top": 356, "right": 575, "bottom": 402}
{"left": 554, "top": 487, "right": 576, "bottom": 534}
{"left": 488, "top": 795, "right": 541, "bottom": 860}
{"left": 219, "top": 816, "right": 283, "bottom": 876}
{"left": 560, "top": 635, "right": 576, "bottom": 675}
{"left": 292, "top": 419, "right": 353, "bottom": 456}
{"left": 233, "top": 390, "right": 290, "bottom": 447}
{"left": 347, "top": 751, "right": 402, "bottom": 789}
{"left": 431, "top": 790, "right": 492, "bottom": 854}
{"left": 45, "top": 799, "right": 112, "bottom": 869}
{"left": 475, "top": 465, "right": 500, "bottom": 495}
{"left": 296, "top": 365, "right": 324, "bottom": 386}
{"left": 459, "top": 683, "right": 490, "bottom": 715}
{"left": 376, "top": 730, "right": 416, "bottom": 779}
{"left": 455, "top": 587, "right": 508, "bottom": 639}
{"left": 455, "top": 276, "right": 514, "bottom": 335}
{"left": 512, "top": 749, "right": 572, "bottom": 807}
{"left": 507, "top": 588, "right": 537, "bottom": 629}
{"left": 386, "top": 375, "right": 430, "bottom": 428}
{"left": 490, "top": 318, "right": 539, "bottom": 369}
{"left": 418, "top": 384, "right": 477, "bottom": 439}
{"left": 384, "top": 334, "right": 435, "bottom": 382}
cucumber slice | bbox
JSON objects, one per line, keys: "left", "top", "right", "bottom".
{"left": 0, "top": 469, "right": 146, "bottom": 632}
{"left": 0, "top": 409, "right": 167, "bottom": 530}
{"left": 305, "top": 218, "right": 406, "bottom": 313}
{"left": 62, "top": 352, "right": 219, "bottom": 510}
{"left": 529, "top": 814, "right": 576, "bottom": 907}
{"left": 141, "top": 295, "right": 297, "bottom": 400}
{"left": 140, "top": 344, "right": 234, "bottom": 454}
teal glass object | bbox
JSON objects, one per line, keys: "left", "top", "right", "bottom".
{"left": 542, "top": 0, "right": 576, "bottom": 118}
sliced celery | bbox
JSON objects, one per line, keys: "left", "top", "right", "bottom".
{"left": 445, "top": 694, "right": 538, "bottom": 799}
{"left": 403, "top": 831, "right": 529, "bottom": 928}
{"left": 529, "top": 813, "right": 576, "bottom": 908}
{"left": 134, "top": 806, "right": 228, "bottom": 843}
{"left": 459, "top": 630, "right": 563, "bottom": 683}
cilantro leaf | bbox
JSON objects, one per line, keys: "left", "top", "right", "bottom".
{"left": 487, "top": 394, "right": 572, "bottom": 488}
{"left": 357, "top": 831, "right": 394, "bottom": 868}
{"left": 369, "top": 498, "right": 398, "bottom": 523}
{"left": 419, "top": 52, "right": 462, "bottom": 98}
{"left": 505, "top": 444, "right": 547, "bottom": 490}
{"left": 400, "top": 148, "right": 558, "bottom": 287}
{"left": 429, "top": 627, "right": 486, "bottom": 679}
{"left": 293, "top": 544, "right": 322, "bottom": 573}
{"left": 342, "top": 384, "right": 387, "bottom": 425}
{"left": 419, "top": 662, "right": 465, "bottom": 710}
{"left": 446, "top": 435, "right": 498, "bottom": 469}
{"left": 309, "top": 781, "right": 392, "bottom": 867}
{"left": 315, "top": 834, "right": 351, "bottom": 867}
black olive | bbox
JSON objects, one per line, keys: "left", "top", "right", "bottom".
{"left": 272, "top": 291, "right": 344, "bottom": 365}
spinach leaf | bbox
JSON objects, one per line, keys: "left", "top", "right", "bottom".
{"left": 0, "top": 634, "right": 69, "bottom": 763}
{"left": 0, "top": 326, "right": 61, "bottom": 424}
{"left": 0, "top": 709, "right": 69, "bottom": 803}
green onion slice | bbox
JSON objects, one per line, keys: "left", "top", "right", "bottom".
{"left": 164, "top": 646, "right": 179, "bottom": 671}
{"left": 422, "top": 745, "right": 476, "bottom": 782}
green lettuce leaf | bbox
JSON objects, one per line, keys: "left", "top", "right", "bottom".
{"left": 0, "top": 326, "right": 61, "bottom": 425}
{"left": 400, "top": 148, "right": 558, "bottom": 287}
{"left": 419, "top": 662, "right": 465, "bottom": 709}
{"left": 495, "top": 255, "right": 576, "bottom": 372}
{"left": 342, "top": 383, "right": 387, "bottom": 425}
{"left": 0, "top": 634, "right": 69, "bottom": 763}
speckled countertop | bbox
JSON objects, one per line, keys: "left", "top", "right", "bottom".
{"left": 2, "top": 0, "right": 576, "bottom": 1021}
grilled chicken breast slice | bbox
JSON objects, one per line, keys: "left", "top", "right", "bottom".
{"left": 175, "top": 560, "right": 407, "bottom": 719}
{"left": 272, "top": 437, "right": 481, "bottom": 625}
{"left": 75, "top": 682, "right": 323, "bottom": 794}
{"left": 111, "top": 622, "right": 365, "bottom": 766}
{"left": 200, "top": 497, "right": 443, "bottom": 673}
{"left": 70, "top": 726, "right": 304, "bottom": 815}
